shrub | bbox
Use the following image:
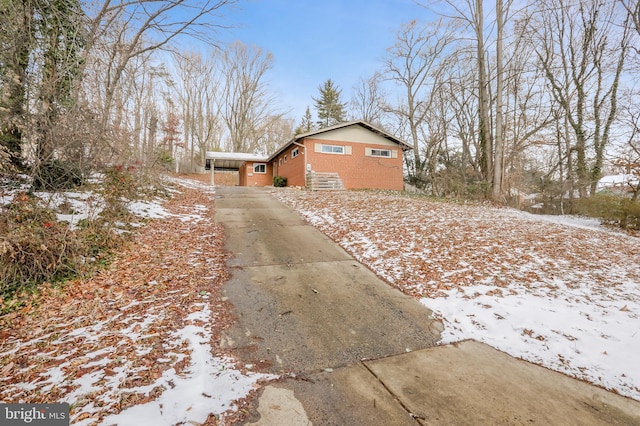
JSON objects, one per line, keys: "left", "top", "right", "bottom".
{"left": 1, "top": 164, "right": 165, "bottom": 303}
{"left": 32, "top": 159, "right": 83, "bottom": 190}
{"left": 99, "top": 164, "right": 166, "bottom": 220}
{"left": 574, "top": 193, "right": 640, "bottom": 230}
{"left": 0, "top": 193, "right": 83, "bottom": 295}
{"left": 155, "top": 150, "right": 174, "bottom": 170}
{"left": 273, "top": 175, "right": 287, "bottom": 187}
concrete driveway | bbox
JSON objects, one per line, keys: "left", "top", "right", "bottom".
{"left": 215, "top": 186, "right": 640, "bottom": 425}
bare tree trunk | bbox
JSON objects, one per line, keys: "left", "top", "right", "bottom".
{"left": 492, "top": 0, "right": 505, "bottom": 201}
{"left": 475, "top": 0, "right": 493, "bottom": 192}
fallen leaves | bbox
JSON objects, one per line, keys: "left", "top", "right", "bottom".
{"left": 0, "top": 180, "right": 243, "bottom": 424}
{"left": 272, "top": 188, "right": 640, "bottom": 400}
{"left": 272, "top": 189, "right": 640, "bottom": 302}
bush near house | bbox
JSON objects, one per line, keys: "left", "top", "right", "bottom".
{"left": 273, "top": 175, "right": 287, "bottom": 187}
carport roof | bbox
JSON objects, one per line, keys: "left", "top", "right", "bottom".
{"left": 205, "top": 151, "right": 268, "bottom": 169}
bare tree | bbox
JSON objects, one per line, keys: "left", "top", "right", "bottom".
{"left": 438, "top": 0, "right": 495, "bottom": 189}
{"left": 436, "top": 49, "right": 485, "bottom": 195}
{"left": 620, "top": 0, "right": 640, "bottom": 47}
{"left": 349, "top": 72, "right": 388, "bottom": 127}
{"left": 80, "top": 0, "right": 237, "bottom": 159}
{"left": 173, "top": 51, "right": 223, "bottom": 171}
{"left": 493, "top": 0, "right": 506, "bottom": 201}
{"left": 256, "top": 116, "right": 295, "bottom": 155}
{"left": 432, "top": 0, "right": 555, "bottom": 200}
{"left": 531, "top": 0, "right": 631, "bottom": 197}
{"left": 497, "top": 13, "right": 555, "bottom": 201}
{"left": 618, "top": 0, "right": 640, "bottom": 208}
{"left": 383, "top": 19, "right": 454, "bottom": 189}
{"left": 218, "top": 41, "right": 280, "bottom": 153}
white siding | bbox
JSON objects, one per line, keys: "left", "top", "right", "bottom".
{"left": 314, "top": 125, "right": 398, "bottom": 147}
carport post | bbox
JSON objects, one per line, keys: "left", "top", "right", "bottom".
{"left": 210, "top": 159, "right": 215, "bottom": 186}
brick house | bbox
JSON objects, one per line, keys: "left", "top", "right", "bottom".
{"left": 206, "top": 120, "right": 412, "bottom": 190}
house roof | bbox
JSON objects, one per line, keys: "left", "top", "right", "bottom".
{"left": 205, "top": 151, "right": 267, "bottom": 169}
{"left": 267, "top": 120, "right": 413, "bottom": 162}
{"left": 205, "top": 121, "right": 412, "bottom": 168}
{"left": 597, "top": 174, "right": 639, "bottom": 192}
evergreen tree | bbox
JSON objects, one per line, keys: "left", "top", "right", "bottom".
{"left": 295, "top": 106, "right": 314, "bottom": 134}
{"left": 313, "top": 79, "right": 346, "bottom": 128}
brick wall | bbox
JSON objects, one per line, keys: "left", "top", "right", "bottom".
{"left": 272, "top": 145, "right": 306, "bottom": 187}
{"left": 304, "top": 138, "right": 405, "bottom": 190}
{"left": 241, "top": 161, "right": 273, "bottom": 186}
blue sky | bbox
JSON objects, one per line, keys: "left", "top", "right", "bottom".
{"left": 219, "top": 0, "right": 430, "bottom": 123}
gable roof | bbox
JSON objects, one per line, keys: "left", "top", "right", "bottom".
{"left": 267, "top": 120, "right": 413, "bottom": 162}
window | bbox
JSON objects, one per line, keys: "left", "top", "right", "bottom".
{"left": 291, "top": 147, "right": 299, "bottom": 158}
{"left": 366, "top": 147, "right": 396, "bottom": 158}
{"left": 253, "top": 163, "right": 266, "bottom": 174}
{"left": 315, "top": 143, "right": 351, "bottom": 155}
{"left": 278, "top": 158, "right": 282, "bottom": 166}
{"left": 321, "top": 144, "right": 344, "bottom": 154}
{"left": 284, "top": 155, "right": 287, "bottom": 163}
{"left": 371, "top": 149, "right": 391, "bottom": 157}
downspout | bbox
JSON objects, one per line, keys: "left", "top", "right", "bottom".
{"left": 292, "top": 140, "right": 307, "bottom": 187}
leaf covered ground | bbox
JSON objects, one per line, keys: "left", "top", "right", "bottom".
{"left": 0, "top": 177, "right": 272, "bottom": 425}
{"left": 271, "top": 188, "right": 640, "bottom": 401}
{"left": 3, "top": 180, "right": 639, "bottom": 424}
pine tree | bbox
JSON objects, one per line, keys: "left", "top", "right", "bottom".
{"left": 295, "top": 106, "right": 314, "bottom": 134}
{"left": 312, "top": 79, "right": 346, "bottom": 128}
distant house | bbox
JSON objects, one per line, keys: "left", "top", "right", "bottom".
{"left": 597, "top": 174, "right": 639, "bottom": 196}
{"left": 206, "top": 121, "right": 413, "bottom": 191}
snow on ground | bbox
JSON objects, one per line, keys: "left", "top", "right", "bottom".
{"left": 34, "top": 191, "right": 105, "bottom": 229}
{"left": 272, "top": 188, "right": 640, "bottom": 401}
{"left": 1, "top": 177, "right": 274, "bottom": 424}
{"left": 100, "top": 300, "right": 267, "bottom": 425}
{"left": 0, "top": 175, "right": 211, "bottom": 229}
{"left": 517, "top": 210, "right": 610, "bottom": 232}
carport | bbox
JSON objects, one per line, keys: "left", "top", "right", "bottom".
{"left": 205, "top": 151, "right": 268, "bottom": 186}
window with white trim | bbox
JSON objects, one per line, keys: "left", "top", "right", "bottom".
{"left": 291, "top": 147, "right": 299, "bottom": 158}
{"left": 284, "top": 155, "right": 287, "bottom": 163}
{"left": 321, "top": 144, "right": 344, "bottom": 154}
{"left": 370, "top": 149, "right": 391, "bottom": 157}
{"left": 253, "top": 163, "right": 266, "bottom": 174}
